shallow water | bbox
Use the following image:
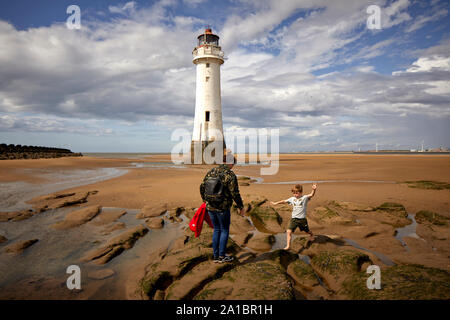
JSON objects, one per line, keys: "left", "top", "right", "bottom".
{"left": 0, "top": 204, "right": 188, "bottom": 298}
{"left": 130, "top": 162, "right": 187, "bottom": 169}
{"left": 254, "top": 178, "right": 396, "bottom": 185}
{"left": 85, "top": 209, "right": 188, "bottom": 299}
{"left": 0, "top": 162, "right": 192, "bottom": 298}
{"left": 0, "top": 167, "right": 128, "bottom": 212}
{"left": 394, "top": 214, "right": 425, "bottom": 252}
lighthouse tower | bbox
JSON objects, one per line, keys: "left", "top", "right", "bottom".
{"left": 191, "top": 28, "right": 225, "bottom": 164}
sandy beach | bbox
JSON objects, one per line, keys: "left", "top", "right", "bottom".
{"left": 0, "top": 154, "right": 449, "bottom": 300}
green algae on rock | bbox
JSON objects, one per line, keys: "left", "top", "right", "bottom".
{"left": 287, "top": 259, "right": 321, "bottom": 291}
{"left": 404, "top": 180, "right": 450, "bottom": 190}
{"left": 311, "top": 249, "right": 372, "bottom": 277}
{"left": 342, "top": 264, "right": 450, "bottom": 299}
{"left": 195, "top": 259, "right": 295, "bottom": 300}
{"left": 248, "top": 199, "right": 284, "bottom": 233}
{"left": 415, "top": 210, "right": 448, "bottom": 226}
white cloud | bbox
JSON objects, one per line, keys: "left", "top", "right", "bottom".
{"left": 381, "top": 0, "right": 412, "bottom": 28}
{"left": 182, "top": 0, "right": 208, "bottom": 6}
{"left": 405, "top": 56, "right": 450, "bottom": 72}
{"left": 0, "top": 114, "right": 115, "bottom": 136}
{"left": 0, "top": 0, "right": 448, "bottom": 151}
{"left": 297, "top": 129, "right": 320, "bottom": 138}
{"left": 109, "top": 1, "right": 137, "bottom": 15}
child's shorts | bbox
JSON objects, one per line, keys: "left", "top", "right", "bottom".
{"left": 288, "top": 218, "right": 310, "bottom": 232}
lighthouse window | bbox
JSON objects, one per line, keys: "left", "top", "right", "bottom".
{"left": 206, "top": 76, "right": 210, "bottom": 82}
{"left": 206, "top": 63, "right": 210, "bottom": 68}
{"left": 205, "top": 111, "right": 210, "bottom": 122}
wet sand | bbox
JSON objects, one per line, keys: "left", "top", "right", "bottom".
{"left": 0, "top": 154, "right": 449, "bottom": 299}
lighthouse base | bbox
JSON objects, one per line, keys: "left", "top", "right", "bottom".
{"left": 190, "top": 140, "right": 226, "bottom": 164}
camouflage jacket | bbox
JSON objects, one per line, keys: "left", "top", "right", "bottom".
{"left": 200, "top": 164, "right": 244, "bottom": 212}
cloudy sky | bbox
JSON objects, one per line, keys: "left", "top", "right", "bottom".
{"left": 0, "top": 0, "right": 449, "bottom": 152}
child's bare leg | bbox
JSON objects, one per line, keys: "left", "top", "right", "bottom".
{"left": 284, "top": 229, "right": 292, "bottom": 250}
{"left": 308, "top": 230, "right": 314, "bottom": 239}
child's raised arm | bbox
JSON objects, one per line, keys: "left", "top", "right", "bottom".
{"left": 306, "top": 183, "right": 317, "bottom": 199}
{"left": 270, "top": 199, "right": 290, "bottom": 205}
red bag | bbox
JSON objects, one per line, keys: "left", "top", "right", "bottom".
{"left": 189, "top": 203, "right": 214, "bottom": 237}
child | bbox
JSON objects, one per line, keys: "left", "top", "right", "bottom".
{"left": 271, "top": 183, "right": 317, "bottom": 250}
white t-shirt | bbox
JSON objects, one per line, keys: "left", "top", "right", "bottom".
{"left": 287, "top": 195, "right": 309, "bottom": 219}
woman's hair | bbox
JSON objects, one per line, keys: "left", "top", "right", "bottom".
{"left": 223, "top": 152, "right": 237, "bottom": 164}
{"left": 291, "top": 184, "right": 303, "bottom": 193}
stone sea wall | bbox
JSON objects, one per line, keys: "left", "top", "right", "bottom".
{"left": 0, "top": 143, "right": 82, "bottom": 160}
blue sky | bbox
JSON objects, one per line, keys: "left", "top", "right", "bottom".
{"left": 0, "top": 0, "right": 449, "bottom": 152}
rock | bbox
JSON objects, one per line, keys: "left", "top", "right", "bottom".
{"left": 51, "top": 205, "right": 102, "bottom": 230}
{"left": 342, "top": 264, "right": 450, "bottom": 299}
{"left": 375, "top": 202, "right": 408, "bottom": 218}
{"left": 164, "top": 207, "right": 184, "bottom": 224}
{"left": 237, "top": 176, "right": 257, "bottom": 186}
{"left": 311, "top": 249, "right": 371, "bottom": 277}
{"left": 140, "top": 229, "right": 237, "bottom": 299}
{"left": 195, "top": 259, "right": 295, "bottom": 300}
{"left": 165, "top": 216, "right": 183, "bottom": 224}
{"left": 290, "top": 236, "right": 310, "bottom": 252}
{"left": 49, "top": 192, "right": 91, "bottom": 209}
{"left": 90, "top": 209, "right": 127, "bottom": 226}
{"left": 0, "top": 212, "right": 9, "bottom": 222}
{"left": 229, "top": 211, "right": 254, "bottom": 234}
{"left": 172, "top": 207, "right": 185, "bottom": 217}
{"left": 246, "top": 233, "right": 275, "bottom": 252}
{"left": 0, "top": 235, "right": 7, "bottom": 244}
{"left": 183, "top": 208, "right": 196, "bottom": 219}
{"left": 331, "top": 201, "right": 374, "bottom": 212}
{"left": 0, "top": 210, "right": 35, "bottom": 222}
{"left": 309, "top": 249, "right": 372, "bottom": 293}
{"left": 248, "top": 200, "right": 284, "bottom": 233}
{"left": 146, "top": 217, "right": 164, "bottom": 229}
{"left": 415, "top": 210, "right": 448, "bottom": 226}
{"left": 404, "top": 180, "right": 450, "bottom": 190}
{"left": 232, "top": 232, "right": 253, "bottom": 247}
{"left": 313, "top": 206, "right": 339, "bottom": 219}
{"left": 165, "top": 261, "right": 234, "bottom": 300}
{"left": 287, "top": 259, "right": 321, "bottom": 291}
{"left": 82, "top": 225, "right": 148, "bottom": 264}
{"left": 29, "top": 191, "right": 97, "bottom": 212}
{"left": 87, "top": 268, "right": 115, "bottom": 280}
{"left": 153, "top": 290, "right": 166, "bottom": 300}
{"left": 5, "top": 239, "right": 39, "bottom": 254}
{"left": 353, "top": 202, "right": 410, "bottom": 228}
{"left": 101, "top": 222, "right": 126, "bottom": 235}
{"left": 137, "top": 204, "right": 168, "bottom": 219}
{"left": 33, "top": 192, "right": 76, "bottom": 202}
{"left": 170, "top": 235, "right": 191, "bottom": 252}
{"left": 311, "top": 206, "right": 357, "bottom": 225}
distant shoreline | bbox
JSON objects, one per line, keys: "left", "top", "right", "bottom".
{"left": 0, "top": 144, "right": 82, "bottom": 160}
{"left": 82, "top": 151, "right": 450, "bottom": 158}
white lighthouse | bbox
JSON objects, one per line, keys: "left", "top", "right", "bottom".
{"left": 190, "top": 28, "right": 225, "bottom": 164}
